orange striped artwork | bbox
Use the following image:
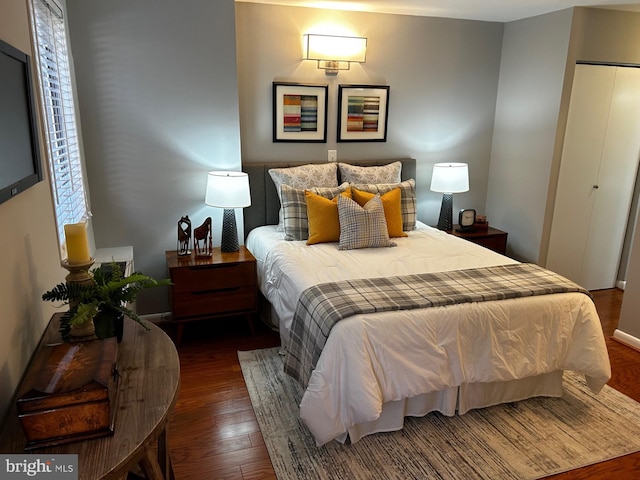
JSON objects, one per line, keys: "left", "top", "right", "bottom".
{"left": 283, "top": 94, "right": 318, "bottom": 132}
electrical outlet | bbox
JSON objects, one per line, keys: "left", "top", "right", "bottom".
{"left": 328, "top": 150, "right": 337, "bottom": 162}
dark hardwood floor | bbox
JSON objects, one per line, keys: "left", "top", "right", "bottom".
{"left": 166, "top": 289, "right": 640, "bottom": 479}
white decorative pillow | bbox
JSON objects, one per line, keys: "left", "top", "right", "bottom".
{"left": 269, "top": 163, "right": 339, "bottom": 230}
{"left": 338, "top": 161, "right": 402, "bottom": 184}
{"left": 337, "top": 194, "right": 396, "bottom": 250}
{"left": 350, "top": 179, "right": 417, "bottom": 231}
{"left": 281, "top": 183, "right": 349, "bottom": 241}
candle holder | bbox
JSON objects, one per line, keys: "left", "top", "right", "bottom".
{"left": 61, "top": 258, "right": 96, "bottom": 338}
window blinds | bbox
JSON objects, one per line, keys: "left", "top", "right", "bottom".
{"left": 30, "top": 0, "right": 88, "bottom": 246}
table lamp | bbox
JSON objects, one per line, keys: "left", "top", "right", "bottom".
{"left": 430, "top": 163, "right": 469, "bottom": 231}
{"left": 205, "top": 171, "right": 251, "bottom": 252}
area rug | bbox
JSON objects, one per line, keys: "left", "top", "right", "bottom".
{"left": 239, "top": 347, "right": 640, "bottom": 480}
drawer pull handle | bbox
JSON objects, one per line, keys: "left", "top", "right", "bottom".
{"left": 187, "top": 264, "right": 243, "bottom": 271}
{"left": 192, "top": 287, "right": 240, "bottom": 295}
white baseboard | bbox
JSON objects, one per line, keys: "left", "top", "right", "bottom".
{"left": 616, "top": 280, "right": 626, "bottom": 290}
{"left": 613, "top": 329, "right": 640, "bottom": 350}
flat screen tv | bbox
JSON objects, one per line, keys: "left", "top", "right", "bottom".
{"left": 0, "top": 38, "right": 43, "bottom": 206}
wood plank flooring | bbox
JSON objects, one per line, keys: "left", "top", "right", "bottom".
{"left": 166, "top": 288, "right": 640, "bottom": 479}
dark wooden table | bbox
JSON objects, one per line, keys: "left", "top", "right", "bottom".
{"left": 0, "top": 313, "right": 180, "bottom": 479}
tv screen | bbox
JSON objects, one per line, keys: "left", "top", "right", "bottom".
{"left": 0, "top": 38, "right": 43, "bottom": 206}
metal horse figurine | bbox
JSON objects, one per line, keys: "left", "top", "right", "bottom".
{"left": 177, "top": 215, "right": 192, "bottom": 256}
{"left": 193, "top": 217, "right": 213, "bottom": 257}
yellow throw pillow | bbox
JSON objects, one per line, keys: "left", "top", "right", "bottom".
{"left": 352, "top": 187, "right": 407, "bottom": 237}
{"left": 306, "top": 188, "right": 352, "bottom": 245}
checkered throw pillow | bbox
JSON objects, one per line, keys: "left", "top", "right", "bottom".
{"left": 349, "top": 179, "right": 417, "bottom": 231}
{"left": 281, "top": 183, "right": 349, "bottom": 241}
{"left": 337, "top": 194, "right": 396, "bottom": 250}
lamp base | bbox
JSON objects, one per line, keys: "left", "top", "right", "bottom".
{"left": 221, "top": 209, "right": 239, "bottom": 253}
{"left": 436, "top": 193, "right": 454, "bottom": 231}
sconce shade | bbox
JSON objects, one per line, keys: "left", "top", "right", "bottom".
{"left": 303, "top": 34, "right": 367, "bottom": 73}
{"left": 205, "top": 171, "right": 251, "bottom": 209}
{"left": 430, "top": 163, "right": 469, "bottom": 194}
{"left": 205, "top": 171, "right": 251, "bottom": 252}
{"left": 430, "top": 163, "right": 469, "bottom": 231}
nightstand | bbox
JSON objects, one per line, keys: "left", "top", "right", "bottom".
{"left": 449, "top": 225, "right": 508, "bottom": 255}
{"left": 166, "top": 246, "right": 257, "bottom": 346}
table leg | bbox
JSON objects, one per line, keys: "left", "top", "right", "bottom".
{"left": 157, "top": 427, "right": 174, "bottom": 479}
{"left": 139, "top": 448, "right": 164, "bottom": 480}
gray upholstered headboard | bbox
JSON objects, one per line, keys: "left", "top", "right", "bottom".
{"left": 242, "top": 158, "right": 416, "bottom": 239}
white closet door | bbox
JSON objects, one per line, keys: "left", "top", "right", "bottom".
{"left": 547, "top": 64, "right": 640, "bottom": 290}
{"left": 547, "top": 65, "right": 614, "bottom": 286}
{"left": 582, "top": 67, "right": 640, "bottom": 290}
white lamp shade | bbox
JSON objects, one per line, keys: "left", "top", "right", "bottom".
{"left": 430, "top": 163, "right": 469, "bottom": 194}
{"left": 303, "top": 34, "right": 367, "bottom": 62}
{"left": 205, "top": 171, "right": 251, "bottom": 208}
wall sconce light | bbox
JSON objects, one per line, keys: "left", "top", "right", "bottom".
{"left": 303, "top": 33, "right": 367, "bottom": 75}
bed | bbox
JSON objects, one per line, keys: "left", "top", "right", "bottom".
{"left": 243, "top": 158, "right": 611, "bottom": 446}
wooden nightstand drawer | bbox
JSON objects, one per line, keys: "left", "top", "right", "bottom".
{"left": 173, "top": 286, "right": 257, "bottom": 318}
{"left": 450, "top": 225, "right": 508, "bottom": 255}
{"left": 171, "top": 262, "right": 255, "bottom": 293}
{"left": 471, "top": 235, "right": 507, "bottom": 254}
{"left": 166, "top": 247, "right": 258, "bottom": 345}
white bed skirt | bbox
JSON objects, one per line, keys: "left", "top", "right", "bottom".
{"left": 343, "top": 371, "right": 564, "bottom": 444}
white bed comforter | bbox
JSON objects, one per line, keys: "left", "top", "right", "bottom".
{"left": 246, "top": 223, "right": 611, "bottom": 445}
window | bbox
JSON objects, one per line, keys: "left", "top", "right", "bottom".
{"left": 29, "top": 0, "right": 89, "bottom": 248}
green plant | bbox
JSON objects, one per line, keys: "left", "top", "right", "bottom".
{"left": 42, "top": 262, "right": 171, "bottom": 330}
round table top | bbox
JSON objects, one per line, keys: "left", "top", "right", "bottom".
{"left": 0, "top": 314, "right": 180, "bottom": 479}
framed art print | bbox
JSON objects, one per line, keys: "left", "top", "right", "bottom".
{"left": 273, "top": 82, "right": 328, "bottom": 142}
{"left": 337, "top": 85, "right": 390, "bottom": 142}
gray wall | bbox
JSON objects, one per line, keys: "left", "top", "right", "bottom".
{"left": 236, "top": 2, "right": 504, "bottom": 230}
{"left": 619, "top": 207, "right": 640, "bottom": 338}
{"left": 65, "top": 0, "right": 242, "bottom": 314}
{"left": 574, "top": 7, "right": 640, "bottom": 64}
{"left": 486, "top": 8, "right": 573, "bottom": 263}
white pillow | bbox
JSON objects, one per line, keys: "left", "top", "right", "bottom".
{"left": 338, "top": 161, "right": 402, "bottom": 184}
{"left": 337, "top": 194, "right": 396, "bottom": 250}
{"left": 269, "top": 163, "right": 339, "bottom": 229}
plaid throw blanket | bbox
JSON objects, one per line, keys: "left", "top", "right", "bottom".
{"left": 284, "top": 263, "right": 590, "bottom": 388}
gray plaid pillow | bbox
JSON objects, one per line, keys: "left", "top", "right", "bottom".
{"left": 281, "top": 183, "right": 349, "bottom": 241}
{"left": 337, "top": 194, "right": 396, "bottom": 250}
{"left": 349, "top": 179, "right": 417, "bottom": 231}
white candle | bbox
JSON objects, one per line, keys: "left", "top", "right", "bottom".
{"left": 64, "top": 223, "right": 91, "bottom": 265}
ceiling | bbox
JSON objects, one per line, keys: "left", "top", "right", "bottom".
{"left": 235, "top": 0, "right": 640, "bottom": 22}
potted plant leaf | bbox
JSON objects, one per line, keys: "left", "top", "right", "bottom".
{"left": 43, "top": 262, "right": 171, "bottom": 342}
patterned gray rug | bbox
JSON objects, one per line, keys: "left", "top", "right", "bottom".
{"left": 239, "top": 347, "right": 640, "bottom": 480}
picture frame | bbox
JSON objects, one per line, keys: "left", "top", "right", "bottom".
{"left": 337, "top": 85, "right": 390, "bottom": 142}
{"left": 273, "top": 82, "right": 328, "bottom": 142}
